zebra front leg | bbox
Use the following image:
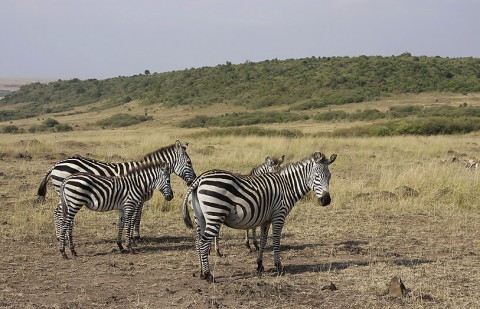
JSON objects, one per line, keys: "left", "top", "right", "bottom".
{"left": 256, "top": 224, "right": 270, "bottom": 274}
{"left": 124, "top": 205, "right": 136, "bottom": 254}
{"left": 116, "top": 210, "right": 125, "bottom": 251}
{"left": 271, "top": 219, "right": 286, "bottom": 276}
{"left": 133, "top": 203, "right": 144, "bottom": 242}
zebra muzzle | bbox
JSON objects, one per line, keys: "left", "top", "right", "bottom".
{"left": 318, "top": 192, "right": 331, "bottom": 206}
{"left": 163, "top": 192, "right": 174, "bottom": 201}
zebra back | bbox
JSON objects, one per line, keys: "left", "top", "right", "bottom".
{"left": 61, "top": 161, "right": 172, "bottom": 219}
{"left": 38, "top": 140, "right": 195, "bottom": 199}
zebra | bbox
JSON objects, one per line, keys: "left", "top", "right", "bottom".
{"left": 59, "top": 162, "right": 173, "bottom": 259}
{"left": 182, "top": 151, "right": 336, "bottom": 282}
{"left": 212, "top": 155, "right": 285, "bottom": 256}
{"left": 37, "top": 140, "right": 196, "bottom": 241}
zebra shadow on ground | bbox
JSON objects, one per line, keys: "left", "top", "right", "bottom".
{"left": 217, "top": 257, "right": 435, "bottom": 282}
{"left": 89, "top": 235, "right": 194, "bottom": 255}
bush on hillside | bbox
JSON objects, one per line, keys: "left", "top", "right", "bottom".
{"left": 96, "top": 113, "right": 153, "bottom": 128}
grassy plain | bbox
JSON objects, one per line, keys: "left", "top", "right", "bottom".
{"left": 0, "top": 93, "right": 479, "bottom": 308}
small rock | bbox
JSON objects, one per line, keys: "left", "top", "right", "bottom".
{"left": 321, "top": 282, "right": 337, "bottom": 291}
{"left": 386, "top": 276, "right": 407, "bottom": 297}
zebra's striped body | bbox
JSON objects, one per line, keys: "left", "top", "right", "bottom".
{"left": 59, "top": 162, "right": 173, "bottom": 259}
{"left": 37, "top": 140, "right": 196, "bottom": 240}
{"left": 212, "top": 155, "right": 285, "bottom": 256}
{"left": 183, "top": 152, "right": 336, "bottom": 282}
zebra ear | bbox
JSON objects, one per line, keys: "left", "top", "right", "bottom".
{"left": 160, "top": 162, "right": 170, "bottom": 171}
{"left": 327, "top": 154, "right": 337, "bottom": 165}
{"left": 265, "top": 156, "right": 272, "bottom": 164}
{"left": 313, "top": 152, "right": 325, "bottom": 163}
{"left": 278, "top": 155, "right": 285, "bottom": 165}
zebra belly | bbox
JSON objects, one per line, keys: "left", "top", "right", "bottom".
{"left": 223, "top": 204, "right": 268, "bottom": 230}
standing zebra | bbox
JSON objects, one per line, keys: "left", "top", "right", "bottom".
{"left": 244, "top": 154, "right": 285, "bottom": 252}
{"left": 37, "top": 140, "right": 196, "bottom": 241}
{"left": 59, "top": 162, "right": 173, "bottom": 259}
{"left": 212, "top": 155, "right": 285, "bottom": 256}
{"left": 182, "top": 151, "right": 336, "bottom": 282}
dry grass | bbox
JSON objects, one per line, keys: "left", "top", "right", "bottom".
{"left": 0, "top": 127, "right": 479, "bottom": 308}
{"left": 1, "top": 91, "right": 480, "bottom": 307}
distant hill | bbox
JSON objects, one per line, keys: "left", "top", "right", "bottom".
{"left": 1, "top": 53, "right": 480, "bottom": 121}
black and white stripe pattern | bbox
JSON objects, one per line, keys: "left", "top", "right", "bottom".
{"left": 212, "top": 155, "right": 285, "bottom": 256}
{"left": 183, "top": 152, "right": 336, "bottom": 282}
{"left": 37, "top": 140, "right": 196, "bottom": 240}
{"left": 59, "top": 162, "right": 173, "bottom": 259}
{"left": 244, "top": 155, "right": 285, "bottom": 252}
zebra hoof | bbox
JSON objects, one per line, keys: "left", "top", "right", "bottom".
{"left": 275, "top": 262, "right": 285, "bottom": 276}
{"left": 202, "top": 272, "right": 215, "bottom": 283}
{"left": 256, "top": 261, "right": 264, "bottom": 274}
{"left": 61, "top": 251, "right": 68, "bottom": 259}
{"left": 71, "top": 249, "right": 78, "bottom": 257}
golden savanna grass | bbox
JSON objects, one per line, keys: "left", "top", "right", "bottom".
{"left": 0, "top": 93, "right": 479, "bottom": 308}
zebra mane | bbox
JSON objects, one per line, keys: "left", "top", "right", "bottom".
{"left": 142, "top": 144, "right": 176, "bottom": 161}
{"left": 126, "top": 161, "right": 163, "bottom": 174}
{"left": 278, "top": 154, "right": 315, "bottom": 172}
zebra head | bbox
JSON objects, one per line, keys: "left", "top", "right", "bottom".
{"left": 251, "top": 155, "right": 285, "bottom": 175}
{"left": 265, "top": 155, "right": 285, "bottom": 173}
{"left": 154, "top": 162, "right": 174, "bottom": 201}
{"left": 311, "top": 152, "right": 337, "bottom": 206}
{"left": 173, "top": 140, "right": 197, "bottom": 186}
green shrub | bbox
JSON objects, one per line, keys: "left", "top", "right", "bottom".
{"left": 96, "top": 113, "right": 153, "bottom": 128}
{"left": 179, "top": 111, "right": 309, "bottom": 128}
{"left": 1, "top": 125, "right": 20, "bottom": 134}
{"left": 189, "top": 126, "right": 304, "bottom": 138}
{"left": 43, "top": 118, "right": 59, "bottom": 127}
{"left": 314, "top": 110, "right": 348, "bottom": 121}
{"left": 54, "top": 123, "right": 73, "bottom": 132}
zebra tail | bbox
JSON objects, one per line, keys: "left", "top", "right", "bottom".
{"left": 60, "top": 179, "right": 69, "bottom": 220}
{"left": 182, "top": 188, "right": 194, "bottom": 229}
{"left": 36, "top": 165, "right": 54, "bottom": 204}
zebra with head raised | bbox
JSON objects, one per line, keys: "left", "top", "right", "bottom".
{"left": 59, "top": 162, "right": 173, "bottom": 259}
{"left": 182, "top": 151, "right": 336, "bottom": 282}
{"left": 244, "top": 154, "right": 285, "bottom": 252}
{"left": 37, "top": 140, "right": 196, "bottom": 241}
{"left": 212, "top": 155, "right": 286, "bottom": 257}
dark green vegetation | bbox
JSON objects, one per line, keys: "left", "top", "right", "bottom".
{"left": 179, "top": 111, "right": 308, "bottom": 128}
{"left": 188, "top": 126, "right": 304, "bottom": 138}
{"left": 2, "top": 118, "right": 73, "bottom": 134}
{"left": 96, "top": 113, "right": 153, "bottom": 128}
{"left": 2, "top": 54, "right": 480, "bottom": 122}
{"left": 2, "top": 54, "right": 480, "bottom": 136}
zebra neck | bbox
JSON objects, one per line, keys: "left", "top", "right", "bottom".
{"left": 280, "top": 159, "right": 313, "bottom": 204}
{"left": 141, "top": 147, "right": 175, "bottom": 165}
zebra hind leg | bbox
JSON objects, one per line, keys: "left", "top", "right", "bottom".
{"left": 251, "top": 228, "right": 259, "bottom": 252}
{"left": 67, "top": 221, "right": 77, "bottom": 257}
{"left": 256, "top": 224, "right": 270, "bottom": 274}
{"left": 244, "top": 230, "right": 251, "bottom": 250}
{"left": 214, "top": 236, "right": 223, "bottom": 257}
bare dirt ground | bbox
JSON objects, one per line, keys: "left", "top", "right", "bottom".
{"left": 1, "top": 141, "right": 479, "bottom": 308}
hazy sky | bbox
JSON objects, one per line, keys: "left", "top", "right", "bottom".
{"left": 2, "top": 0, "right": 479, "bottom": 80}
